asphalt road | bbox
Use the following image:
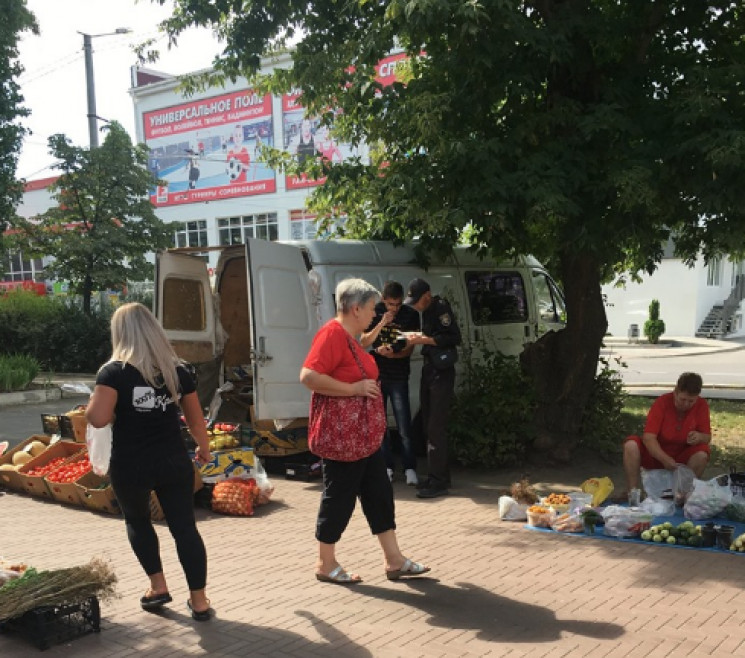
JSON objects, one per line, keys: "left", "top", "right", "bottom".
{"left": 0, "top": 396, "right": 89, "bottom": 450}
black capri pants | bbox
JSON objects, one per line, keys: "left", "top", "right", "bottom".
{"left": 316, "top": 448, "right": 396, "bottom": 544}
{"left": 110, "top": 450, "right": 207, "bottom": 591}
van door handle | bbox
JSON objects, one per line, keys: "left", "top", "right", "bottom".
{"left": 251, "top": 337, "right": 274, "bottom": 366}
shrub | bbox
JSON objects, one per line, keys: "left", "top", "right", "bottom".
{"left": 448, "top": 346, "right": 536, "bottom": 468}
{"left": 0, "top": 353, "right": 40, "bottom": 392}
{"left": 643, "top": 299, "right": 666, "bottom": 344}
{"left": 0, "top": 291, "right": 111, "bottom": 372}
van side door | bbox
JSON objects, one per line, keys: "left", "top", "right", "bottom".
{"left": 246, "top": 238, "right": 318, "bottom": 420}
{"left": 462, "top": 269, "right": 531, "bottom": 356}
{"left": 154, "top": 250, "right": 216, "bottom": 365}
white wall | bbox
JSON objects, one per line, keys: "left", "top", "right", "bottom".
{"left": 602, "top": 257, "right": 739, "bottom": 338}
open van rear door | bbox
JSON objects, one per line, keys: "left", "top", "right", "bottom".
{"left": 155, "top": 250, "right": 216, "bottom": 365}
{"left": 246, "top": 239, "right": 318, "bottom": 420}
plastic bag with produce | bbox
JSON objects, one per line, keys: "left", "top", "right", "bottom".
{"left": 601, "top": 506, "right": 653, "bottom": 538}
{"left": 683, "top": 475, "right": 732, "bottom": 520}
{"left": 580, "top": 477, "right": 614, "bottom": 506}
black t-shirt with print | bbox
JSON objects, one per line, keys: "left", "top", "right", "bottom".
{"left": 96, "top": 361, "right": 195, "bottom": 461}
{"left": 367, "top": 302, "right": 421, "bottom": 382}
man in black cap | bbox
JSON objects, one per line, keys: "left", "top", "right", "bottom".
{"left": 405, "top": 278, "right": 461, "bottom": 498}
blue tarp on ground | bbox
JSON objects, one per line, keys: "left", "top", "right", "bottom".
{"left": 524, "top": 506, "right": 745, "bottom": 554}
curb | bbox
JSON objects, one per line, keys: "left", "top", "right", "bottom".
{"left": 0, "top": 386, "right": 91, "bottom": 409}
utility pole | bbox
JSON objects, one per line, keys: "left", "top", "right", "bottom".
{"left": 79, "top": 28, "right": 132, "bottom": 148}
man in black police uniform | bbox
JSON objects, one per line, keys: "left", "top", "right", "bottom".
{"left": 405, "top": 278, "right": 461, "bottom": 499}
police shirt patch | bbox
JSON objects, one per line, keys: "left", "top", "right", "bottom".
{"left": 440, "top": 313, "right": 451, "bottom": 327}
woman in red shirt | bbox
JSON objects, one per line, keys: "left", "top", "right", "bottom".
{"left": 300, "top": 278, "right": 430, "bottom": 585}
{"left": 623, "top": 372, "right": 711, "bottom": 492}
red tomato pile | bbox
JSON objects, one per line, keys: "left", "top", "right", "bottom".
{"left": 46, "top": 456, "right": 92, "bottom": 483}
{"left": 213, "top": 423, "right": 238, "bottom": 432}
{"left": 25, "top": 457, "right": 69, "bottom": 478}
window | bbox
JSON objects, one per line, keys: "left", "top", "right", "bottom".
{"left": 162, "top": 278, "right": 206, "bottom": 331}
{"left": 532, "top": 271, "right": 566, "bottom": 324}
{"left": 290, "top": 210, "right": 318, "bottom": 239}
{"left": 707, "top": 257, "right": 722, "bottom": 287}
{"left": 217, "top": 213, "right": 278, "bottom": 245}
{"left": 174, "top": 220, "right": 208, "bottom": 248}
{"left": 465, "top": 271, "right": 528, "bottom": 324}
{"left": 3, "top": 250, "right": 44, "bottom": 282}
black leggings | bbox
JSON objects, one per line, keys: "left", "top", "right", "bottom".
{"left": 110, "top": 451, "right": 207, "bottom": 591}
{"left": 316, "top": 448, "right": 396, "bottom": 544}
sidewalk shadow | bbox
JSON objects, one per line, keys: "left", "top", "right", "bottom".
{"left": 112, "top": 609, "right": 373, "bottom": 657}
{"left": 342, "top": 579, "right": 623, "bottom": 643}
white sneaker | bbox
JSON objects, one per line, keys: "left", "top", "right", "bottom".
{"left": 405, "top": 469, "right": 418, "bottom": 486}
{"left": 387, "top": 468, "right": 394, "bottom": 482}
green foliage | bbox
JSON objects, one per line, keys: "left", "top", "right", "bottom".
{"left": 448, "top": 347, "right": 535, "bottom": 469}
{"left": 7, "top": 122, "right": 174, "bottom": 314}
{"left": 643, "top": 299, "right": 666, "bottom": 344}
{"left": 578, "top": 356, "right": 627, "bottom": 461}
{"left": 153, "top": 1, "right": 745, "bottom": 451}
{"left": 0, "top": 1, "right": 37, "bottom": 250}
{"left": 0, "top": 290, "right": 111, "bottom": 372}
{"left": 0, "top": 353, "right": 40, "bottom": 392}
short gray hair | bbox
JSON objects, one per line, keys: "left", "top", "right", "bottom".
{"left": 335, "top": 278, "right": 380, "bottom": 313}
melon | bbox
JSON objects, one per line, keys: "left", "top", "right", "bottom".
{"left": 12, "top": 451, "right": 33, "bottom": 467}
{"left": 27, "top": 440, "right": 47, "bottom": 457}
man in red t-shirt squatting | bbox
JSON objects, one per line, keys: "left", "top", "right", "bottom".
{"left": 623, "top": 371, "right": 711, "bottom": 494}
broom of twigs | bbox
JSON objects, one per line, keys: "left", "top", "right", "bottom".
{"left": 0, "top": 557, "right": 118, "bottom": 621}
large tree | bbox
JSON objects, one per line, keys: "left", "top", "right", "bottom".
{"left": 10, "top": 122, "right": 174, "bottom": 314}
{"left": 155, "top": 1, "right": 745, "bottom": 460}
{"left": 0, "top": 0, "right": 37, "bottom": 248}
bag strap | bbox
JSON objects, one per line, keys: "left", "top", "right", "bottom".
{"left": 345, "top": 334, "right": 370, "bottom": 379}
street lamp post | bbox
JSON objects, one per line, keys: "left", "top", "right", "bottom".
{"left": 79, "top": 28, "right": 132, "bottom": 148}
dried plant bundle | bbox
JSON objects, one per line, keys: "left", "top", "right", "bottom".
{"left": 0, "top": 557, "right": 117, "bottom": 621}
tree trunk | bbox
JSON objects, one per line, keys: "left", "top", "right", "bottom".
{"left": 82, "top": 274, "right": 93, "bottom": 316}
{"left": 520, "top": 250, "right": 608, "bottom": 463}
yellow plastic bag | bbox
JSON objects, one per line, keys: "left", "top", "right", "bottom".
{"left": 580, "top": 477, "right": 614, "bottom": 507}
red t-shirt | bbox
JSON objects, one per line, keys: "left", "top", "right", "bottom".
{"left": 303, "top": 320, "right": 379, "bottom": 383}
{"left": 644, "top": 392, "right": 711, "bottom": 451}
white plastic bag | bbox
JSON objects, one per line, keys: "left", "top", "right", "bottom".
{"left": 86, "top": 424, "right": 112, "bottom": 476}
{"left": 600, "top": 506, "right": 653, "bottom": 537}
{"left": 641, "top": 468, "right": 673, "bottom": 500}
{"left": 683, "top": 476, "right": 732, "bottom": 520}
{"left": 672, "top": 466, "right": 696, "bottom": 505}
{"left": 498, "top": 495, "right": 528, "bottom": 521}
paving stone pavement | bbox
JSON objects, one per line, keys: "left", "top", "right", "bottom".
{"left": 3, "top": 472, "right": 745, "bottom": 657}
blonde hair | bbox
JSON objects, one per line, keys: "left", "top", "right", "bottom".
{"left": 107, "top": 302, "right": 182, "bottom": 401}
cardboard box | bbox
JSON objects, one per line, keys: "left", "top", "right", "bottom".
{"left": 0, "top": 435, "right": 51, "bottom": 491}
{"left": 18, "top": 441, "right": 86, "bottom": 499}
{"left": 75, "top": 472, "right": 121, "bottom": 515}
{"left": 240, "top": 426, "right": 309, "bottom": 457}
{"left": 45, "top": 453, "right": 91, "bottom": 506}
{"left": 195, "top": 447, "right": 254, "bottom": 483}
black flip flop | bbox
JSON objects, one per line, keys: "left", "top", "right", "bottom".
{"left": 187, "top": 599, "right": 212, "bottom": 621}
{"left": 140, "top": 592, "right": 172, "bottom": 611}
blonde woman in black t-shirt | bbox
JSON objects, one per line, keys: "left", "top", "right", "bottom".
{"left": 86, "top": 303, "right": 214, "bottom": 621}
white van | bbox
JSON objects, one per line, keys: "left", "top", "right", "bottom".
{"left": 155, "top": 239, "right": 565, "bottom": 430}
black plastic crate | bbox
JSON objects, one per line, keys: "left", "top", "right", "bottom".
{"left": 58, "top": 415, "right": 77, "bottom": 441}
{"left": 1, "top": 596, "right": 100, "bottom": 651}
{"left": 285, "top": 459, "right": 322, "bottom": 482}
{"left": 729, "top": 471, "right": 745, "bottom": 497}
{"left": 40, "top": 414, "right": 61, "bottom": 436}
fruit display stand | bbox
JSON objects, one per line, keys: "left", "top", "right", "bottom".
{"left": 0, "top": 435, "right": 51, "bottom": 492}
{"left": 17, "top": 442, "right": 86, "bottom": 500}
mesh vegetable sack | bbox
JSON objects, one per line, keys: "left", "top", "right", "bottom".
{"left": 211, "top": 479, "right": 257, "bottom": 516}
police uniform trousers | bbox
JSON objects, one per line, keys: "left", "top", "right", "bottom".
{"left": 419, "top": 361, "right": 456, "bottom": 485}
